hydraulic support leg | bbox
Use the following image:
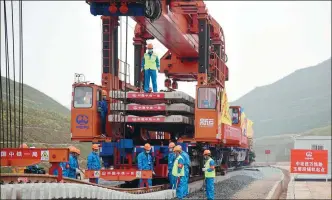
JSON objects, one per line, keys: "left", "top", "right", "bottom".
{"left": 197, "top": 16, "right": 210, "bottom": 86}
{"left": 101, "top": 16, "right": 120, "bottom": 138}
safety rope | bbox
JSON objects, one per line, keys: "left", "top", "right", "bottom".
{"left": 0, "top": 0, "right": 24, "bottom": 148}
{"left": 0, "top": 0, "right": 4, "bottom": 148}
{"left": 10, "top": 0, "right": 17, "bottom": 148}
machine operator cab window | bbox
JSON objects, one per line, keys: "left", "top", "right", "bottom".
{"left": 74, "top": 86, "right": 93, "bottom": 108}
{"left": 197, "top": 88, "right": 217, "bottom": 109}
{"left": 231, "top": 108, "right": 239, "bottom": 124}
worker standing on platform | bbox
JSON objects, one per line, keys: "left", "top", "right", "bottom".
{"left": 179, "top": 145, "right": 191, "bottom": 197}
{"left": 98, "top": 90, "right": 108, "bottom": 138}
{"left": 202, "top": 149, "right": 216, "bottom": 200}
{"left": 137, "top": 143, "right": 154, "bottom": 187}
{"left": 87, "top": 144, "right": 101, "bottom": 183}
{"left": 66, "top": 146, "right": 78, "bottom": 179}
{"left": 141, "top": 43, "right": 160, "bottom": 93}
{"left": 172, "top": 145, "right": 186, "bottom": 199}
{"left": 168, "top": 142, "right": 176, "bottom": 189}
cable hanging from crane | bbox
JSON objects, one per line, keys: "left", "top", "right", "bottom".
{"left": 0, "top": 0, "right": 24, "bottom": 148}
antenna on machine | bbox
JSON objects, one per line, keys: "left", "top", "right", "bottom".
{"left": 74, "top": 73, "right": 86, "bottom": 83}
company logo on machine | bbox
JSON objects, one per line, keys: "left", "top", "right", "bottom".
{"left": 76, "top": 114, "right": 89, "bottom": 129}
{"left": 305, "top": 151, "right": 313, "bottom": 160}
{"left": 199, "top": 118, "right": 214, "bottom": 127}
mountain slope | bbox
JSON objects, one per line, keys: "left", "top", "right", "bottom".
{"left": 1, "top": 76, "right": 70, "bottom": 144}
{"left": 231, "top": 58, "right": 331, "bottom": 138}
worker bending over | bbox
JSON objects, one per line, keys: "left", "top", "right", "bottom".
{"left": 137, "top": 143, "right": 154, "bottom": 187}
{"left": 87, "top": 144, "right": 101, "bottom": 184}
{"left": 202, "top": 150, "right": 216, "bottom": 200}
{"left": 179, "top": 145, "right": 191, "bottom": 197}
{"left": 98, "top": 90, "right": 108, "bottom": 138}
{"left": 168, "top": 142, "right": 176, "bottom": 189}
{"left": 141, "top": 43, "right": 160, "bottom": 93}
{"left": 172, "top": 145, "right": 187, "bottom": 199}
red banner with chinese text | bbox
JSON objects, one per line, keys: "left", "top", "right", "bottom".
{"left": 290, "top": 149, "right": 328, "bottom": 174}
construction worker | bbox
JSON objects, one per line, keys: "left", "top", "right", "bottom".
{"left": 168, "top": 142, "right": 176, "bottom": 189}
{"left": 202, "top": 149, "right": 216, "bottom": 200}
{"left": 98, "top": 90, "right": 108, "bottom": 137}
{"left": 87, "top": 144, "right": 101, "bottom": 184}
{"left": 66, "top": 146, "right": 78, "bottom": 179}
{"left": 172, "top": 145, "right": 186, "bottom": 199}
{"left": 12, "top": 143, "right": 29, "bottom": 174}
{"left": 141, "top": 43, "right": 160, "bottom": 93}
{"left": 74, "top": 148, "right": 81, "bottom": 179}
{"left": 179, "top": 145, "right": 191, "bottom": 197}
{"left": 137, "top": 143, "right": 154, "bottom": 187}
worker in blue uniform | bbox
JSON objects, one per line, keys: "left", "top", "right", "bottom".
{"left": 172, "top": 145, "right": 186, "bottom": 199}
{"left": 87, "top": 144, "right": 101, "bottom": 184}
{"left": 141, "top": 43, "right": 160, "bottom": 93}
{"left": 98, "top": 90, "right": 108, "bottom": 137}
{"left": 137, "top": 143, "right": 154, "bottom": 187}
{"left": 179, "top": 146, "right": 191, "bottom": 196}
{"left": 168, "top": 142, "right": 176, "bottom": 189}
{"left": 202, "top": 149, "right": 216, "bottom": 200}
{"left": 74, "top": 148, "right": 81, "bottom": 179}
{"left": 67, "top": 146, "right": 78, "bottom": 179}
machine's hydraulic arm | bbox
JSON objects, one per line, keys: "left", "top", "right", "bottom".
{"left": 88, "top": 0, "right": 228, "bottom": 88}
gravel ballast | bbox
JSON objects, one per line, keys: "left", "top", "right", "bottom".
{"left": 184, "top": 167, "right": 283, "bottom": 199}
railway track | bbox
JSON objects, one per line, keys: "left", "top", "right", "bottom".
{"left": 0, "top": 173, "right": 168, "bottom": 194}
{"left": 0, "top": 166, "right": 250, "bottom": 195}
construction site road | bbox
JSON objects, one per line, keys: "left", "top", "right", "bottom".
{"left": 185, "top": 167, "right": 284, "bottom": 199}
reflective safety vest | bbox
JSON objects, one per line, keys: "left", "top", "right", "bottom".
{"left": 204, "top": 158, "right": 216, "bottom": 178}
{"left": 144, "top": 53, "right": 158, "bottom": 70}
{"left": 172, "top": 155, "right": 185, "bottom": 177}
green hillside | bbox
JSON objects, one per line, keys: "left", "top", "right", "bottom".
{"left": 1, "top": 76, "right": 70, "bottom": 144}
{"left": 1, "top": 76, "right": 91, "bottom": 170}
{"left": 232, "top": 58, "right": 331, "bottom": 138}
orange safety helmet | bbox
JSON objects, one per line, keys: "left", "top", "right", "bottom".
{"left": 203, "top": 149, "right": 211, "bottom": 155}
{"left": 147, "top": 43, "right": 153, "bottom": 49}
{"left": 75, "top": 148, "right": 81, "bottom": 155}
{"left": 68, "top": 146, "right": 76, "bottom": 153}
{"left": 92, "top": 144, "right": 99, "bottom": 150}
{"left": 144, "top": 143, "right": 151, "bottom": 151}
{"left": 20, "top": 143, "right": 28, "bottom": 148}
{"left": 102, "top": 90, "right": 107, "bottom": 96}
{"left": 174, "top": 145, "right": 182, "bottom": 152}
{"left": 169, "top": 142, "right": 175, "bottom": 148}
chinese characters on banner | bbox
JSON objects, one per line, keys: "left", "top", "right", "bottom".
{"left": 290, "top": 149, "right": 328, "bottom": 174}
{"left": 0, "top": 149, "right": 41, "bottom": 160}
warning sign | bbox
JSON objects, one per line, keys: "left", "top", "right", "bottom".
{"left": 40, "top": 150, "right": 49, "bottom": 161}
{"left": 94, "top": 171, "right": 100, "bottom": 178}
{"left": 290, "top": 149, "right": 328, "bottom": 174}
{"left": 136, "top": 171, "right": 142, "bottom": 178}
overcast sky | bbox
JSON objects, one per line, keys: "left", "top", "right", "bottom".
{"left": 1, "top": 1, "right": 331, "bottom": 108}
